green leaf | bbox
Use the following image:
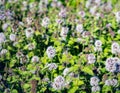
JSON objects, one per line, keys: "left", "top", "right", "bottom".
{"left": 35, "top": 31, "right": 41, "bottom": 36}
{"left": 102, "top": 85, "right": 112, "bottom": 93}
{"left": 116, "top": 90, "right": 120, "bottom": 93}
{"left": 82, "top": 66, "right": 94, "bottom": 75}
{"left": 10, "top": 59, "right": 16, "bottom": 68}
{"left": 68, "top": 86, "right": 78, "bottom": 93}
{"left": 59, "top": 65, "right": 64, "bottom": 70}
{"left": 23, "top": 84, "right": 30, "bottom": 89}
{"left": 73, "top": 78, "right": 84, "bottom": 86}
{"left": 11, "top": 89, "right": 18, "bottom": 93}
{"left": 28, "top": 52, "right": 34, "bottom": 58}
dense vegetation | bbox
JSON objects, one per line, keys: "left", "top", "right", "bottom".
{"left": 0, "top": 0, "right": 120, "bottom": 93}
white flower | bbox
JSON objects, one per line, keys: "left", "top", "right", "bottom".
{"left": 76, "top": 24, "right": 83, "bottom": 33}
{"left": 25, "top": 28, "right": 34, "bottom": 38}
{"left": 27, "top": 43, "right": 35, "bottom": 50}
{"left": 23, "top": 1, "right": 27, "bottom": 6}
{"left": 46, "top": 46, "right": 56, "bottom": 58}
{"left": 57, "top": 1, "right": 62, "bottom": 7}
{"left": 31, "top": 56, "right": 39, "bottom": 62}
{"left": 105, "top": 79, "right": 118, "bottom": 87}
{"left": 38, "top": 2, "right": 45, "bottom": 13}
{"left": 105, "top": 79, "right": 111, "bottom": 86}
{"left": 82, "top": 31, "right": 91, "bottom": 38}
{"left": 105, "top": 57, "right": 117, "bottom": 72}
{"left": 95, "top": 40, "right": 102, "bottom": 47}
{"left": 56, "top": 19, "right": 63, "bottom": 24}
{"left": 0, "top": 0, "right": 5, "bottom": 5}
{"left": 89, "top": 6, "right": 97, "bottom": 15}
{"left": 16, "top": 51, "right": 24, "bottom": 58}
{"left": 69, "top": 72, "right": 74, "bottom": 77}
{"left": 52, "top": 75, "right": 65, "bottom": 90}
{"left": 91, "top": 86, "right": 100, "bottom": 92}
{"left": 29, "top": 2, "right": 36, "bottom": 9}
{"left": 105, "top": 2, "right": 112, "bottom": 12}
{"left": 51, "top": 2, "right": 56, "bottom": 7}
{"left": 54, "top": 76, "right": 65, "bottom": 84}
{"left": 9, "top": 34, "right": 16, "bottom": 41}
{"left": 42, "top": 77, "right": 49, "bottom": 82}
{"left": 95, "top": 13, "right": 100, "bottom": 19}
{"left": 78, "top": 11, "right": 86, "bottom": 18}
{"left": 0, "top": 49, "right": 8, "bottom": 56}
{"left": 76, "top": 38, "right": 82, "bottom": 42}
{"left": 106, "top": 23, "right": 112, "bottom": 28}
{"left": 63, "top": 68, "right": 69, "bottom": 76}
{"left": 94, "top": 46, "right": 102, "bottom": 52}
{"left": 115, "top": 11, "right": 120, "bottom": 23}
{"left": 0, "top": 33, "right": 6, "bottom": 43}
{"left": 86, "top": 0, "right": 91, "bottom": 8}
{"left": 19, "top": 22, "right": 24, "bottom": 26}
{"left": 59, "top": 9, "right": 67, "bottom": 18}
{"left": 88, "top": 54, "right": 96, "bottom": 64}
{"left": 2, "top": 23, "right": 9, "bottom": 31}
{"left": 21, "top": 1, "right": 27, "bottom": 11}
{"left": 105, "top": 58, "right": 114, "bottom": 66}
{"left": 26, "top": 17, "right": 33, "bottom": 25}
{"left": 105, "top": 64, "right": 116, "bottom": 72}
{"left": 41, "top": 0, "right": 48, "bottom": 5}
{"left": 113, "top": 57, "right": 120, "bottom": 64}
{"left": 60, "top": 27, "right": 69, "bottom": 40}
{"left": 90, "top": 76, "right": 100, "bottom": 86}
{"left": 52, "top": 82, "right": 62, "bottom": 90}
{"left": 41, "top": 17, "right": 50, "bottom": 27}
{"left": 111, "top": 42, "right": 120, "bottom": 54}
{"left": 111, "top": 79, "right": 118, "bottom": 86}
{"left": 46, "top": 63, "right": 57, "bottom": 71}
{"left": 13, "top": 42, "right": 18, "bottom": 46}
{"left": 94, "top": 0, "right": 101, "bottom": 6}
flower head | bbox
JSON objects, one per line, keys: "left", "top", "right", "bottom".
{"left": 25, "top": 28, "right": 34, "bottom": 38}
{"left": 46, "top": 63, "right": 57, "bottom": 71}
{"left": 88, "top": 54, "right": 96, "bottom": 64}
{"left": 46, "top": 46, "right": 56, "bottom": 58}
{"left": 60, "top": 27, "right": 69, "bottom": 40}
{"left": 52, "top": 75, "right": 65, "bottom": 90}
{"left": 91, "top": 86, "right": 100, "bottom": 92}
{"left": 90, "top": 76, "right": 100, "bottom": 86}
{"left": 105, "top": 79, "right": 118, "bottom": 87}
{"left": 63, "top": 68, "right": 69, "bottom": 76}
{"left": 0, "top": 33, "right": 6, "bottom": 43}
{"left": 59, "top": 9, "right": 67, "bottom": 18}
{"left": 31, "top": 56, "right": 39, "bottom": 62}
{"left": 9, "top": 34, "right": 16, "bottom": 41}
{"left": 41, "top": 17, "right": 50, "bottom": 27}
{"left": 115, "top": 11, "right": 120, "bottom": 23}
{"left": 111, "top": 42, "right": 120, "bottom": 54}
{"left": 76, "top": 24, "right": 84, "bottom": 33}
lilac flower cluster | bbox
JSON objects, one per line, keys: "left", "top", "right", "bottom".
{"left": 105, "top": 79, "right": 118, "bottom": 87}
{"left": 0, "top": 6, "right": 13, "bottom": 20}
{"left": 46, "top": 46, "right": 56, "bottom": 59}
{"left": 52, "top": 76, "right": 65, "bottom": 90}
{"left": 0, "top": 0, "right": 120, "bottom": 92}
{"left": 105, "top": 57, "right": 120, "bottom": 72}
{"left": 87, "top": 54, "right": 96, "bottom": 64}
{"left": 46, "top": 63, "right": 57, "bottom": 71}
{"left": 90, "top": 76, "right": 100, "bottom": 92}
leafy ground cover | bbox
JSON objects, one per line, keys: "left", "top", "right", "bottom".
{"left": 0, "top": 0, "right": 120, "bottom": 93}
